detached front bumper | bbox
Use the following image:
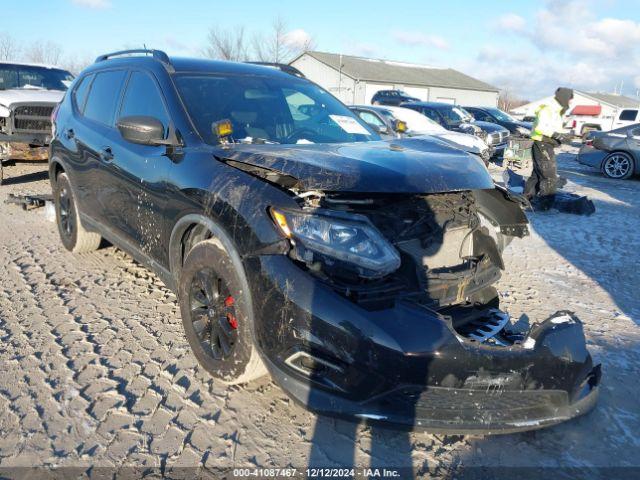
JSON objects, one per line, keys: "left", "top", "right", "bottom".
{"left": 268, "top": 360, "right": 600, "bottom": 434}
{"left": 247, "top": 255, "right": 601, "bottom": 434}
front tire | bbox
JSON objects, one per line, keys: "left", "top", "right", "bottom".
{"left": 602, "top": 152, "right": 634, "bottom": 179}
{"left": 178, "top": 238, "right": 267, "bottom": 385}
{"left": 54, "top": 172, "right": 102, "bottom": 252}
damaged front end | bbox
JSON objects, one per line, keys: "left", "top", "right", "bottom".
{"left": 221, "top": 144, "right": 599, "bottom": 433}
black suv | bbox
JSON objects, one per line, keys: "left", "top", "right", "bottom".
{"left": 371, "top": 89, "right": 419, "bottom": 106}
{"left": 49, "top": 50, "right": 599, "bottom": 432}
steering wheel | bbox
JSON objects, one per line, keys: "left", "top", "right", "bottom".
{"left": 283, "top": 128, "right": 319, "bottom": 144}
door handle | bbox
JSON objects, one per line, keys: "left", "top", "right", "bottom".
{"left": 64, "top": 128, "right": 75, "bottom": 140}
{"left": 100, "top": 146, "right": 114, "bottom": 162}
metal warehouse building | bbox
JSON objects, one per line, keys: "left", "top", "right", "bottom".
{"left": 290, "top": 51, "right": 499, "bottom": 106}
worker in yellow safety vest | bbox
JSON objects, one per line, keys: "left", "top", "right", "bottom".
{"left": 524, "top": 87, "right": 574, "bottom": 210}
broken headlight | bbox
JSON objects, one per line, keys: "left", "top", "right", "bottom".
{"left": 271, "top": 207, "right": 401, "bottom": 278}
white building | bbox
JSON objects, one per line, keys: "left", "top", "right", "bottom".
{"left": 290, "top": 51, "right": 499, "bottom": 107}
{"left": 512, "top": 91, "right": 640, "bottom": 123}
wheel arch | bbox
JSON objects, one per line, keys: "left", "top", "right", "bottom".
{"left": 48, "top": 155, "right": 68, "bottom": 186}
{"left": 170, "top": 212, "right": 263, "bottom": 356}
{"left": 169, "top": 213, "right": 248, "bottom": 293}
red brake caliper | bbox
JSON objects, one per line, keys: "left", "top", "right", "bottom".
{"left": 225, "top": 296, "right": 238, "bottom": 329}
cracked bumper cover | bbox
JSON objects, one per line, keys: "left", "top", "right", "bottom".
{"left": 247, "top": 255, "right": 601, "bottom": 434}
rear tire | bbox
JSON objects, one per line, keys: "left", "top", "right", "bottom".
{"left": 178, "top": 238, "right": 267, "bottom": 385}
{"left": 54, "top": 172, "right": 102, "bottom": 252}
{"left": 602, "top": 151, "right": 634, "bottom": 180}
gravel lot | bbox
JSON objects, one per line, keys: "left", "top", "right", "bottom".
{"left": 0, "top": 149, "right": 639, "bottom": 478}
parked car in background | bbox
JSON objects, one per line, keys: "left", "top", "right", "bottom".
{"left": 463, "top": 106, "right": 532, "bottom": 136}
{"left": 402, "top": 101, "right": 510, "bottom": 159}
{"left": 371, "top": 89, "right": 419, "bottom": 106}
{"left": 350, "top": 105, "right": 491, "bottom": 163}
{"left": 0, "top": 61, "right": 74, "bottom": 184}
{"left": 566, "top": 107, "right": 640, "bottom": 138}
{"left": 577, "top": 124, "right": 640, "bottom": 179}
{"left": 49, "top": 49, "right": 599, "bottom": 432}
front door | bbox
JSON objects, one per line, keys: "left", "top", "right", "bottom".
{"left": 108, "top": 70, "right": 172, "bottom": 262}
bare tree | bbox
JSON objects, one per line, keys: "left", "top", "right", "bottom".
{"left": 61, "top": 54, "right": 94, "bottom": 75}
{"left": 0, "top": 32, "right": 20, "bottom": 61}
{"left": 252, "top": 17, "right": 314, "bottom": 63}
{"left": 25, "top": 40, "right": 64, "bottom": 65}
{"left": 498, "top": 89, "right": 529, "bottom": 112}
{"left": 202, "top": 26, "right": 250, "bottom": 61}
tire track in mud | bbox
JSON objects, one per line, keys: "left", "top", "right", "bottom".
{"left": 0, "top": 237, "right": 249, "bottom": 468}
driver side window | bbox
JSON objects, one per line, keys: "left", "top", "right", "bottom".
{"left": 119, "top": 71, "right": 169, "bottom": 136}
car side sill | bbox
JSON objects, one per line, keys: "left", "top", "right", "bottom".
{"left": 79, "top": 212, "right": 177, "bottom": 292}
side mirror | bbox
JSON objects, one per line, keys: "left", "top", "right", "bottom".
{"left": 117, "top": 115, "right": 168, "bottom": 146}
{"left": 393, "top": 120, "right": 407, "bottom": 134}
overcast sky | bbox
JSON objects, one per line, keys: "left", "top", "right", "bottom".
{"left": 4, "top": 0, "right": 640, "bottom": 100}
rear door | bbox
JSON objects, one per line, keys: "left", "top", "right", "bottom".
{"left": 627, "top": 126, "right": 640, "bottom": 158}
{"left": 109, "top": 69, "right": 172, "bottom": 261}
{"left": 72, "top": 69, "right": 128, "bottom": 226}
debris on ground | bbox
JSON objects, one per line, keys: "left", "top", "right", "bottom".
{"left": 4, "top": 193, "right": 53, "bottom": 210}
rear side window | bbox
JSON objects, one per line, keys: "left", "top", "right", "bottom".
{"left": 83, "top": 70, "right": 127, "bottom": 126}
{"left": 119, "top": 71, "right": 169, "bottom": 133}
{"left": 619, "top": 109, "right": 638, "bottom": 121}
{"left": 73, "top": 74, "right": 93, "bottom": 113}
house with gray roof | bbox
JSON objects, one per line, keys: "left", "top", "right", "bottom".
{"left": 290, "top": 51, "right": 500, "bottom": 107}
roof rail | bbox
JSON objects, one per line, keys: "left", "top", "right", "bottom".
{"left": 94, "top": 49, "right": 173, "bottom": 70}
{"left": 246, "top": 62, "right": 306, "bottom": 78}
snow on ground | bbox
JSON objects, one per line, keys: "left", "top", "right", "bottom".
{"left": 0, "top": 148, "right": 639, "bottom": 477}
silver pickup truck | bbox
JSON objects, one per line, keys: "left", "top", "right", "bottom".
{"left": 0, "top": 61, "right": 74, "bottom": 184}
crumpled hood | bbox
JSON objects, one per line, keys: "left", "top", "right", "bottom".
{"left": 0, "top": 88, "right": 65, "bottom": 107}
{"left": 215, "top": 141, "right": 494, "bottom": 194}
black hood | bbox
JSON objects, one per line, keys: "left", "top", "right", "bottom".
{"left": 555, "top": 87, "right": 574, "bottom": 114}
{"left": 215, "top": 141, "right": 494, "bottom": 194}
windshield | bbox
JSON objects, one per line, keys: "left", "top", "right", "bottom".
{"left": 0, "top": 64, "right": 74, "bottom": 91}
{"left": 386, "top": 106, "right": 446, "bottom": 134}
{"left": 486, "top": 108, "right": 515, "bottom": 122}
{"left": 174, "top": 73, "right": 378, "bottom": 145}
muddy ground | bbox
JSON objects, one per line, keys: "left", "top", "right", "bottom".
{"left": 0, "top": 149, "right": 639, "bottom": 478}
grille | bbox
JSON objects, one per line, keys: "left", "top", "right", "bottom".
{"left": 14, "top": 105, "right": 54, "bottom": 117}
{"left": 487, "top": 131, "right": 510, "bottom": 146}
{"left": 11, "top": 103, "right": 55, "bottom": 134}
{"left": 14, "top": 118, "right": 51, "bottom": 131}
